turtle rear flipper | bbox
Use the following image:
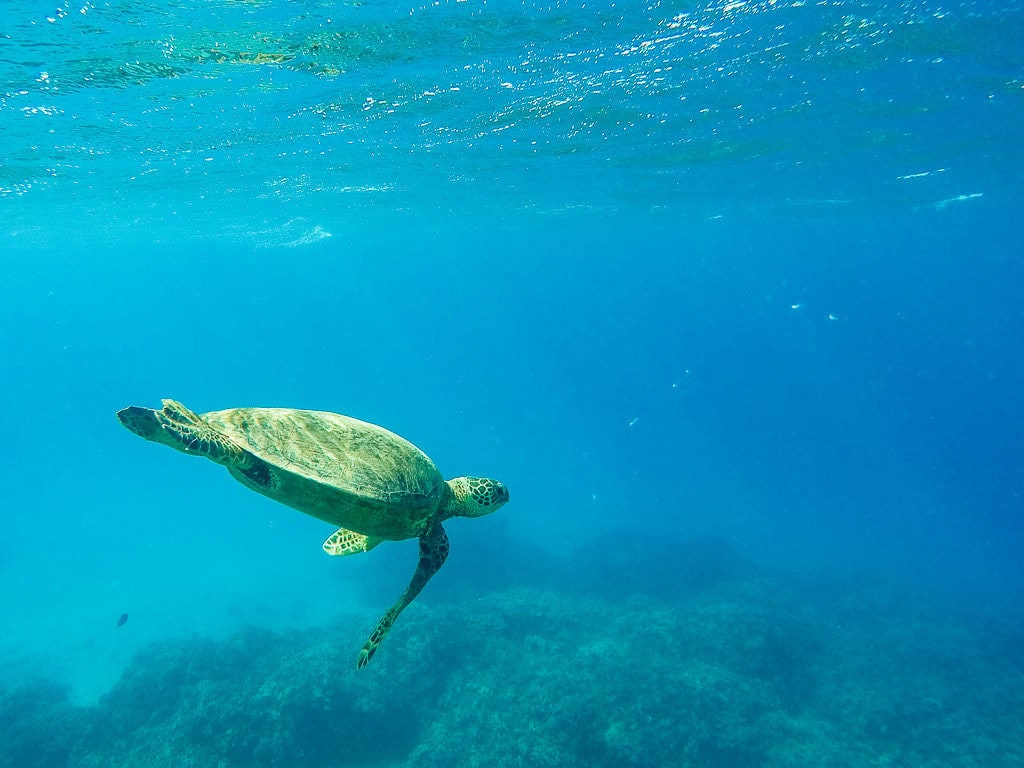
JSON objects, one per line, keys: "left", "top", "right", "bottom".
{"left": 357, "top": 522, "right": 449, "bottom": 669}
{"left": 117, "top": 405, "right": 165, "bottom": 441}
{"left": 117, "top": 399, "right": 243, "bottom": 466}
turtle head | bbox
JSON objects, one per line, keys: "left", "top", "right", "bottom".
{"left": 443, "top": 476, "right": 509, "bottom": 519}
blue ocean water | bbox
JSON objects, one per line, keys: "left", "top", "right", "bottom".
{"left": 2, "top": 0, "right": 1023, "bottom": 765}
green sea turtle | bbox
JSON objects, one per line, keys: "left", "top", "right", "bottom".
{"left": 117, "top": 399, "right": 509, "bottom": 668}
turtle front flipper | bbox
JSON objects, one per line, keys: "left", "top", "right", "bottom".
{"left": 357, "top": 522, "right": 449, "bottom": 669}
{"left": 117, "top": 399, "right": 244, "bottom": 466}
{"left": 323, "top": 528, "right": 382, "bottom": 556}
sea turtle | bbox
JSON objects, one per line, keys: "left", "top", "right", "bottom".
{"left": 117, "top": 399, "right": 509, "bottom": 668}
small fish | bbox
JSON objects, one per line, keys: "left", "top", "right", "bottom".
{"left": 117, "top": 613, "right": 128, "bottom": 628}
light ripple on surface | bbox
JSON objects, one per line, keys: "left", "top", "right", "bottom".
{"left": 0, "top": 0, "right": 1020, "bottom": 232}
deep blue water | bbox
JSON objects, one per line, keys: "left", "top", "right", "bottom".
{"left": 2, "top": 0, "right": 1023, "bottom": 765}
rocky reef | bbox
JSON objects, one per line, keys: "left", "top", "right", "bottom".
{"left": 2, "top": 557, "right": 1022, "bottom": 768}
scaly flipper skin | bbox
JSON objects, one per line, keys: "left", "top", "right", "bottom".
{"left": 323, "top": 528, "right": 381, "bottom": 556}
{"left": 117, "top": 399, "right": 244, "bottom": 466}
{"left": 357, "top": 523, "right": 450, "bottom": 669}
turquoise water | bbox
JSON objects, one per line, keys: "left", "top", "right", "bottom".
{"left": 2, "top": 0, "right": 1023, "bottom": 765}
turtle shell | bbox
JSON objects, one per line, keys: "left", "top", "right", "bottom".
{"left": 203, "top": 407, "right": 446, "bottom": 539}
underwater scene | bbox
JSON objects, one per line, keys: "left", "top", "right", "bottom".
{"left": 2, "top": 0, "right": 1023, "bottom": 765}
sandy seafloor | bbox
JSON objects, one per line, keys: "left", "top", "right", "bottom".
{"left": 2, "top": 0, "right": 1023, "bottom": 765}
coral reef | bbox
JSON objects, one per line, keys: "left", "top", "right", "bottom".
{"left": 1, "top": 559, "right": 1022, "bottom": 768}
{"left": 0, "top": 679, "right": 83, "bottom": 768}
{"left": 71, "top": 624, "right": 438, "bottom": 768}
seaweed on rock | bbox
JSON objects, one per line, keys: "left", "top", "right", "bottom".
{"left": 405, "top": 587, "right": 804, "bottom": 768}
{"left": 73, "top": 622, "right": 441, "bottom": 768}
{"left": 0, "top": 679, "right": 84, "bottom": 768}
{"left": 1, "top": 571, "right": 1022, "bottom": 768}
